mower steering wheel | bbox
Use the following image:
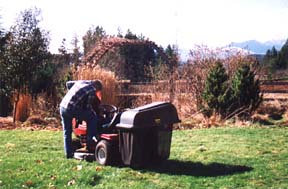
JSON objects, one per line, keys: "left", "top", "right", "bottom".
{"left": 98, "top": 104, "right": 118, "bottom": 120}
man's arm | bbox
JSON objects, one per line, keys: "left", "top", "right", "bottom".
{"left": 87, "top": 89, "right": 101, "bottom": 115}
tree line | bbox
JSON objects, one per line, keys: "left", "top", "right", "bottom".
{"left": 1, "top": 7, "right": 287, "bottom": 123}
{"left": 263, "top": 40, "right": 288, "bottom": 76}
{"left": 0, "top": 8, "right": 177, "bottom": 121}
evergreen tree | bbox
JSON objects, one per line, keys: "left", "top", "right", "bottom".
{"left": 263, "top": 40, "right": 288, "bottom": 70}
{"left": 0, "top": 24, "right": 13, "bottom": 116}
{"left": 271, "top": 46, "right": 278, "bottom": 57}
{"left": 263, "top": 46, "right": 278, "bottom": 68}
{"left": 165, "top": 44, "right": 179, "bottom": 68}
{"left": 202, "top": 62, "right": 262, "bottom": 119}
{"left": 150, "top": 45, "right": 178, "bottom": 81}
{"left": 277, "top": 39, "right": 288, "bottom": 69}
{"left": 82, "top": 26, "right": 106, "bottom": 55}
{"left": 229, "top": 64, "right": 262, "bottom": 117}
{"left": 4, "top": 8, "right": 50, "bottom": 122}
{"left": 202, "top": 62, "right": 230, "bottom": 117}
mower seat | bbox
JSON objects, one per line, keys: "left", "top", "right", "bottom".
{"left": 74, "top": 123, "right": 87, "bottom": 135}
{"left": 73, "top": 112, "right": 121, "bottom": 135}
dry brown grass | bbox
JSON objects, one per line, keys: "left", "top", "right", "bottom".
{"left": 250, "top": 99, "right": 288, "bottom": 126}
{"left": 15, "top": 94, "right": 32, "bottom": 122}
{"left": 25, "top": 115, "right": 48, "bottom": 125}
{"left": 74, "top": 65, "right": 118, "bottom": 106}
{"left": 257, "top": 100, "right": 287, "bottom": 115}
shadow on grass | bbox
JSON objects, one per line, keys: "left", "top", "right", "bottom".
{"left": 81, "top": 156, "right": 253, "bottom": 177}
{"left": 89, "top": 175, "right": 102, "bottom": 186}
{"left": 139, "top": 160, "right": 253, "bottom": 177}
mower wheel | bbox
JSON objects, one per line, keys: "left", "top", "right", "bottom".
{"left": 95, "top": 140, "right": 112, "bottom": 165}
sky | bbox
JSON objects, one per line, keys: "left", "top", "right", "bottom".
{"left": 1, "top": 0, "right": 288, "bottom": 54}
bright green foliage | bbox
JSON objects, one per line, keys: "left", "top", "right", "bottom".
{"left": 229, "top": 64, "right": 262, "bottom": 118}
{"left": 202, "top": 62, "right": 230, "bottom": 117}
{"left": 202, "top": 62, "right": 262, "bottom": 119}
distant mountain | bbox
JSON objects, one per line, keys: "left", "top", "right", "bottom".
{"left": 230, "top": 39, "right": 286, "bottom": 54}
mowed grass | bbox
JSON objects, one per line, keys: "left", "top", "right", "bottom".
{"left": 0, "top": 127, "right": 287, "bottom": 189}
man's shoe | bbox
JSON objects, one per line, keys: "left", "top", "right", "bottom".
{"left": 66, "top": 153, "right": 74, "bottom": 159}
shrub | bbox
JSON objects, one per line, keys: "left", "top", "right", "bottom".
{"left": 202, "top": 62, "right": 262, "bottom": 120}
{"left": 182, "top": 46, "right": 255, "bottom": 111}
{"left": 202, "top": 62, "right": 230, "bottom": 118}
{"left": 228, "top": 64, "right": 262, "bottom": 119}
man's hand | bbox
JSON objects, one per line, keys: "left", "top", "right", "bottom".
{"left": 96, "top": 91, "right": 102, "bottom": 101}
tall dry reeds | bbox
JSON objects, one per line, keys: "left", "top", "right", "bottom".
{"left": 73, "top": 65, "right": 118, "bottom": 106}
{"left": 15, "top": 93, "right": 32, "bottom": 122}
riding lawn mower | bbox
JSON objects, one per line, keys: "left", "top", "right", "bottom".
{"left": 68, "top": 84, "right": 181, "bottom": 167}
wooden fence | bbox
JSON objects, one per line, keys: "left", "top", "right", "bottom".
{"left": 260, "top": 81, "right": 288, "bottom": 101}
{"left": 118, "top": 80, "right": 288, "bottom": 103}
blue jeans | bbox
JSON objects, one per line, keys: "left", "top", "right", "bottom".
{"left": 60, "top": 107, "right": 98, "bottom": 158}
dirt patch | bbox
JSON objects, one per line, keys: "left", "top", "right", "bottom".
{"left": 0, "top": 116, "right": 61, "bottom": 131}
{"left": 0, "top": 117, "right": 16, "bottom": 130}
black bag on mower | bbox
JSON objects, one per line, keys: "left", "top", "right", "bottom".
{"left": 73, "top": 101, "right": 180, "bottom": 167}
{"left": 116, "top": 102, "right": 180, "bottom": 167}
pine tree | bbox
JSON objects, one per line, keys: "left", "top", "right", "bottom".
{"left": 202, "top": 62, "right": 262, "bottom": 119}
{"left": 202, "top": 62, "right": 230, "bottom": 117}
{"left": 229, "top": 64, "right": 262, "bottom": 118}
{"left": 82, "top": 26, "right": 106, "bottom": 55}
{"left": 276, "top": 39, "right": 288, "bottom": 69}
{"left": 263, "top": 46, "right": 278, "bottom": 70}
{"left": 4, "top": 8, "right": 50, "bottom": 122}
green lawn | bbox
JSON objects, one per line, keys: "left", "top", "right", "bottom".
{"left": 0, "top": 127, "right": 287, "bottom": 188}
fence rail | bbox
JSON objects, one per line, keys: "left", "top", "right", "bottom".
{"left": 119, "top": 80, "right": 288, "bottom": 93}
{"left": 260, "top": 81, "right": 288, "bottom": 94}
